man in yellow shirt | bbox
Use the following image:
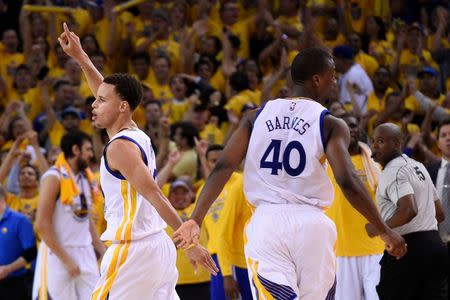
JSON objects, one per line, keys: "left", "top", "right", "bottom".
{"left": 405, "top": 67, "right": 446, "bottom": 117}
{"left": 216, "top": 174, "right": 253, "bottom": 300}
{"left": 166, "top": 179, "right": 211, "bottom": 300}
{"left": 366, "top": 66, "right": 394, "bottom": 113}
{"left": 150, "top": 54, "right": 173, "bottom": 102}
{"left": 347, "top": 32, "right": 379, "bottom": 79}
{"left": 326, "top": 113, "right": 384, "bottom": 300}
{"left": 196, "top": 145, "right": 240, "bottom": 300}
{"left": 130, "top": 51, "right": 153, "bottom": 87}
{"left": 0, "top": 29, "right": 24, "bottom": 95}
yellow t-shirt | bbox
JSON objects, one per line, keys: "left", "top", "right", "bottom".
{"left": 0, "top": 51, "right": 24, "bottom": 93}
{"left": 6, "top": 87, "right": 43, "bottom": 121}
{"left": 210, "top": 68, "right": 227, "bottom": 94}
{"left": 6, "top": 193, "right": 39, "bottom": 226}
{"left": 225, "top": 89, "right": 260, "bottom": 117}
{"left": 399, "top": 49, "right": 438, "bottom": 82}
{"left": 355, "top": 52, "right": 379, "bottom": 79}
{"left": 366, "top": 87, "right": 394, "bottom": 113}
{"left": 132, "top": 105, "right": 147, "bottom": 129}
{"left": 405, "top": 93, "right": 446, "bottom": 115}
{"left": 197, "top": 172, "right": 241, "bottom": 254}
{"left": 326, "top": 155, "right": 384, "bottom": 257}
{"left": 150, "top": 81, "right": 173, "bottom": 102}
{"left": 216, "top": 174, "right": 252, "bottom": 276}
{"left": 306, "top": 0, "right": 336, "bottom": 35}
{"left": 135, "top": 38, "right": 181, "bottom": 73}
{"left": 162, "top": 100, "right": 191, "bottom": 124}
{"left": 172, "top": 149, "right": 198, "bottom": 179}
{"left": 208, "top": 18, "right": 252, "bottom": 60}
{"left": 323, "top": 33, "right": 346, "bottom": 50}
{"left": 368, "top": 40, "right": 395, "bottom": 66}
{"left": 200, "top": 124, "right": 224, "bottom": 145}
{"left": 165, "top": 203, "right": 210, "bottom": 285}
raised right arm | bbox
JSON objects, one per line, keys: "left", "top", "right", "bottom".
{"left": 58, "top": 23, "right": 103, "bottom": 97}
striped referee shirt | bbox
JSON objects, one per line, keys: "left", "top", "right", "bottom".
{"left": 376, "top": 154, "right": 438, "bottom": 236}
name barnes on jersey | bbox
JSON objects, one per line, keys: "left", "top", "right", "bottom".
{"left": 265, "top": 115, "right": 311, "bottom": 135}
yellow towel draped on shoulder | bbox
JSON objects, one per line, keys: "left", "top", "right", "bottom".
{"left": 54, "top": 153, "right": 101, "bottom": 205}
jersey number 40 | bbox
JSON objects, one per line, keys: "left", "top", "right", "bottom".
{"left": 260, "top": 139, "right": 306, "bottom": 176}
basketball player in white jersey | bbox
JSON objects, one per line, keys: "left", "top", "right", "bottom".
{"left": 57, "top": 23, "right": 217, "bottom": 300}
{"left": 34, "top": 131, "right": 105, "bottom": 300}
{"left": 174, "top": 48, "right": 407, "bottom": 299}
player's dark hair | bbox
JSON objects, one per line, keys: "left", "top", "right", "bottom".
{"left": 291, "top": 47, "right": 333, "bottom": 85}
{"left": 103, "top": 73, "right": 143, "bottom": 111}
{"left": 61, "top": 131, "right": 92, "bottom": 159}
{"left": 206, "top": 144, "right": 224, "bottom": 158}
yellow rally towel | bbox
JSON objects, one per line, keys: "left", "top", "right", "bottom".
{"left": 358, "top": 141, "right": 381, "bottom": 191}
{"left": 54, "top": 153, "right": 102, "bottom": 205}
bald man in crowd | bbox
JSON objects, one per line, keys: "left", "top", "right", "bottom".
{"left": 367, "top": 123, "right": 448, "bottom": 300}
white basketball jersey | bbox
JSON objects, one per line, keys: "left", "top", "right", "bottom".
{"left": 41, "top": 168, "right": 93, "bottom": 246}
{"left": 244, "top": 98, "right": 334, "bottom": 208}
{"left": 100, "top": 128, "right": 166, "bottom": 242}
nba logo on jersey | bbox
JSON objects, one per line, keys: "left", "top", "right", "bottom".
{"left": 290, "top": 102, "right": 296, "bottom": 111}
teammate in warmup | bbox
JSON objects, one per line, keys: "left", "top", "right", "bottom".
{"left": 174, "top": 47, "right": 407, "bottom": 299}
{"left": 58, "top": 23, "right": 217, "bottom": 300}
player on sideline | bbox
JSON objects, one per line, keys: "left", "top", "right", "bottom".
{"left": 174, "top": 47, "right": 407, "bottom": 299}
{"left": 58, "top": 23, "right": 218, "bottom": 300}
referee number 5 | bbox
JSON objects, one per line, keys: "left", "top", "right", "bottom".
{"left": 260, "top": 139, "right": 306, "bottom": 176}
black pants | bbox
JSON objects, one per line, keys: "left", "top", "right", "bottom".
{"left": 176, "top": 282, "right": 210, "bottom": 300}
{"left": 0, "top": 272, "right": 33, "bottom": 300}
{"left": 377, "top": 230, "right": 448, "bottom": 300}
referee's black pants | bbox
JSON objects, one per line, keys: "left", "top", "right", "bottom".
{"left": 377, "top": 230, "right": 448, "bottom": 300}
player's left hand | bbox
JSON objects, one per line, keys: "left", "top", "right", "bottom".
{"left": 185, "top": 244, "right": 218, "bottom": 276}
{"left": 173, "top": 219, "right": 200, "bottom": 249}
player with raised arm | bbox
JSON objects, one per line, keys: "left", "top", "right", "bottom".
{"left": 57, "top": 23, "right": 217, "bottom": 300}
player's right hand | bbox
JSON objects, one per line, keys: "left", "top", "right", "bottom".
{"left": 58, "top": 23, "right": 85, "bottom": 61}
{"left": 379, "top": 228, "right": 407, "bottom": 259}
{"left": 64, "top": 259, "right": 81, "bottom": 278}
{"left": 173, "top": 219, "right": 200, "bottom": 249}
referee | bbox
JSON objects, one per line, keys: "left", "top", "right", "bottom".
{"left": 367, "top": 123, "right": 448, "bottom": 300}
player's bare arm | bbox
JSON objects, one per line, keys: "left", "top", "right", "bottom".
{"left": 173, "top": 110, "right": 256, "bottom": 247}
{"left": 89, "top": 218, "right": 106, "bottom": 259}
{"left": 35, "top": 175, "right": 81, "bottom": 277}
{"left": 106, "top": 138, "right": 219, "bottom": 274}
{"left": 324, "top": 114, "right": 407, "bottom": 258}
{"left": 58, "top": 23, "right": 103, "bottom": 97}
{"left": 106, "top": 139, "right": 184, "bottom": 230}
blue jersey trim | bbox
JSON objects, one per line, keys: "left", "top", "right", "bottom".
{"left": 320, "top": 109, "right": 330, "bottom": 151}
{"left": 254, "top": 102, "right": 267, "bottom": 123}
{"left": 102, "top": 135, "right": 148, "bottom": 180}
